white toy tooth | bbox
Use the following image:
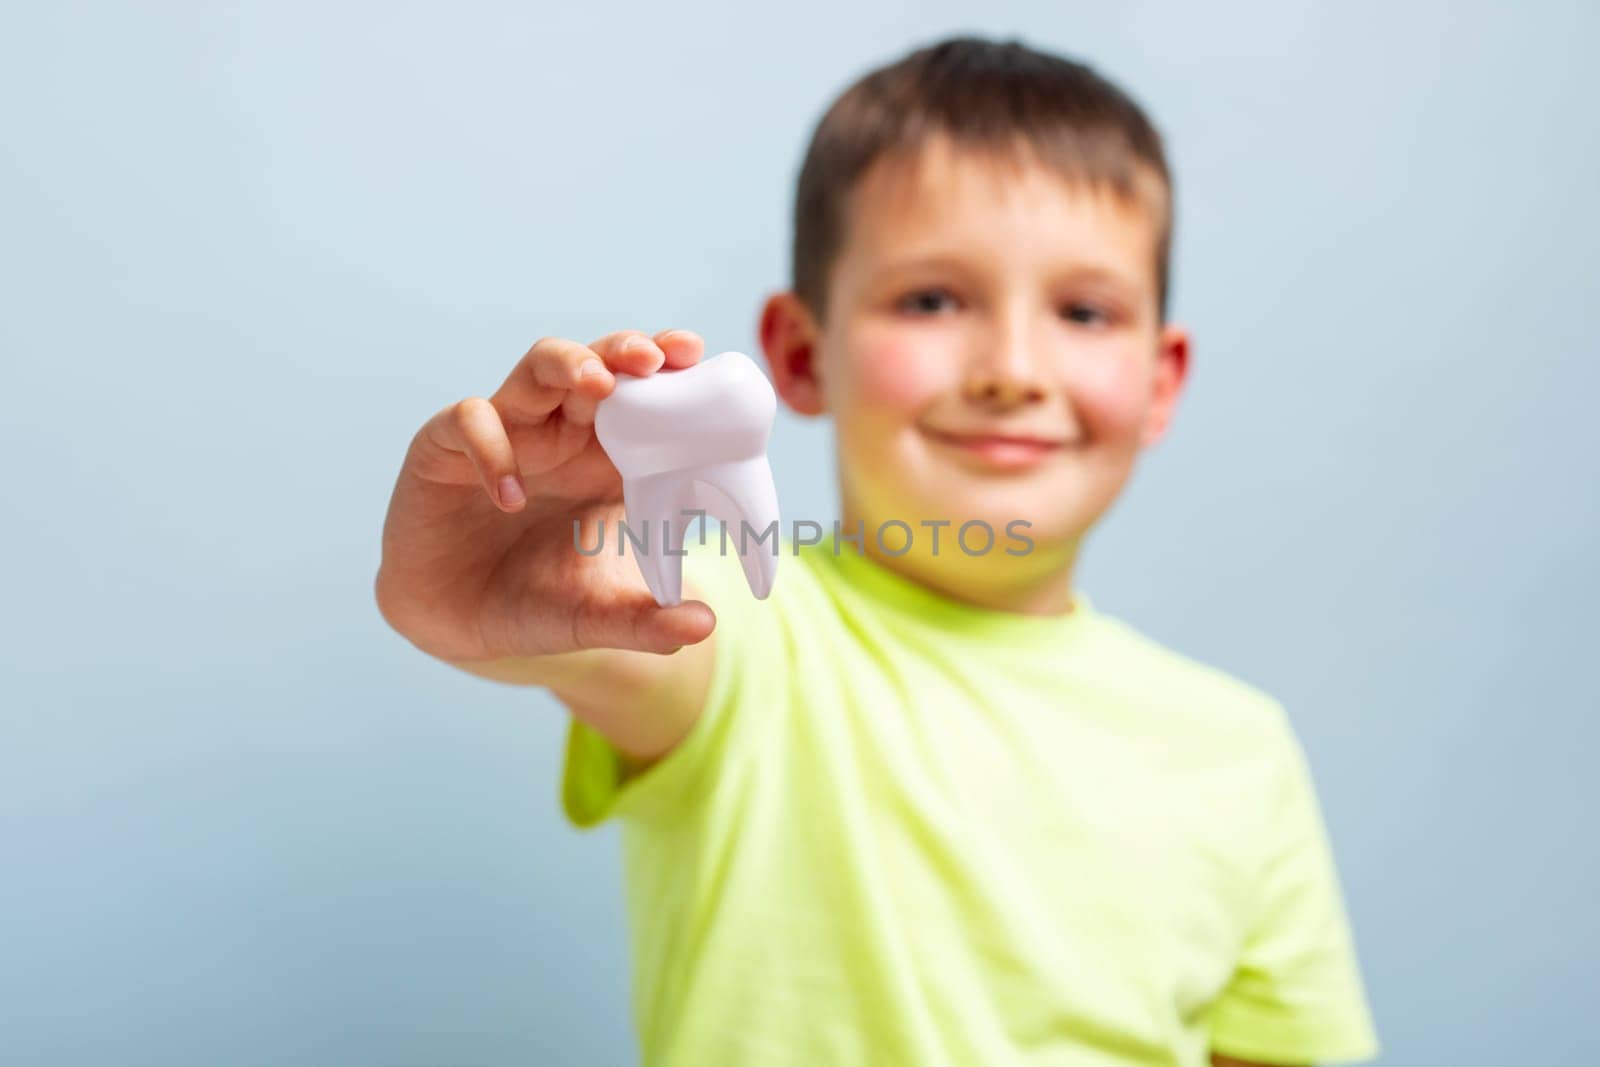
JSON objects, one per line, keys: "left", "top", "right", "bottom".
{"left": 593, "top": 350, "right": 781, "bottom": 607}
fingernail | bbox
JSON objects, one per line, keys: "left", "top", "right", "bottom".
{"left": 579, "top": 359, "right": 606, "bottom": 379}
{"left": 621, "top": 335, "right": 651, "bottom": 353}
{"left": 498, "top": 474, "right": 525, "bottom": 508}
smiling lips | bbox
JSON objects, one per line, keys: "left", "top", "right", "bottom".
{"left": 922, "top": 425, "right": 1070, "bottom": 470}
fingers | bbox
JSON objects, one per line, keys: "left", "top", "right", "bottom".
{"left": 495, "top": 330, "right": 706, "bottom": 428}
{"left": 429, "top": 329, "right": 704, "bottom": 510}
{"left": 654, "top": 328, "right": 705, "bottom": 370}
{"left": 590, "top": 330, "right": 669, "bottom": 375}
{"left": 422, "top": 397, "right": 527, "bottom": 511}
{"left": 636, "top": 597, "right": 718, "bottom": 654}
{"left": 559, "top": 328, "right": 707, "bottom": 426}
{"left": 573, "top": 591, "right": 717, "bottom": 655}
{"left": 491, "top": 337, "right": 616, "bottom": 425}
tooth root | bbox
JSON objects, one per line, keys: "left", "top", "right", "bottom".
{"left": 620, "top": 473, "right": 693, "bottom": 607}
{"left": 690, "top": 459, "right": 780, "bottom": 600}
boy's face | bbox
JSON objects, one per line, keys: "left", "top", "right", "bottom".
{"left": 762, "top": 134, "right": 1188, "bottom": 601}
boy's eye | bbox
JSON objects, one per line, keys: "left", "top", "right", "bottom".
{"left": 897, "top": 290, "right": 1117, "bottom": 324}
{"left": 898, "top": 287, "right": 958, "bottom": 314}
{"left": 1062, "top": 302, "right": 1110, "bottom": 326}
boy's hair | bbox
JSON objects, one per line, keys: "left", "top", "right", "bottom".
{"left": 792, "top": 35, "right": 1174, "bottom": 325}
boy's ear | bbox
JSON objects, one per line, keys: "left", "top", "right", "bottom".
{"left": 1140, "top": 323, "right": 1191, "bottom": 447}
{"left": 759, "top": 290, "right": 827, "bottom": 417}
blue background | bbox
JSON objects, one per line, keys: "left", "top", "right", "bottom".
{"left": 3, "top": 2, "right": 1596, "bottom": 1063}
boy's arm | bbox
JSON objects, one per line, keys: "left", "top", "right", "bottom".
{"left": 1203, "top": 706, "right": 1378, "bottom": 1066}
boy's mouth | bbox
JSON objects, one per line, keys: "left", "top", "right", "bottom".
{"left": 921, "top": 425, "right": 1068, "bottom": 471}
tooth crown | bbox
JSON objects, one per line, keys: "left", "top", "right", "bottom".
{"left": 595, "top": 351, "right": 777, "bottom": 478}
{"left": 593, "top": 351, "right": 782, "bottom": 606}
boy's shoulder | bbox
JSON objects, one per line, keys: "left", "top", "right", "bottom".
{"left": 1094, "top": 606, "right": 1279, "bottom": 702}
{"left": 1085, "top": 604, "right": 1298, "bottom": 751}
{"left": 688, "top": 539, "right": 1296, "bottom": 745}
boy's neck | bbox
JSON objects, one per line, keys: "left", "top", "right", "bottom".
{"left": 837, "top": 502, "right": 1083, "bottom": 618}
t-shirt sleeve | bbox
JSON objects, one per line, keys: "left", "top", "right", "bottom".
{"left": 1205, "top": 708, "right": 1380, "bottom": 1065}
{"left": 559, "top": 547, "right": 779, "bottom": 830}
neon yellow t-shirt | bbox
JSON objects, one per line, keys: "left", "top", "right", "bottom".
{"left": 562, "top": 536, "right": 1378, "bottom": 1066}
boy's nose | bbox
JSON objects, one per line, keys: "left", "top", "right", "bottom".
{"left": 964, "top": 373, "right": 1047, "bottom": 407}
{"left": 962, "top": 333, "right": 1049, "bottom": 408}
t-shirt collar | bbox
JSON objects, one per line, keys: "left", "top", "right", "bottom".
{"left": 808, "top": 532, "right": 1095, "bottom": 645}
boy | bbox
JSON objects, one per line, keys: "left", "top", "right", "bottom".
{"left": 374, "top": 35, "right": 1379, "bottom": 1067}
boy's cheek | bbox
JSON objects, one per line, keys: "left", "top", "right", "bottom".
{"left": 1069, "top": 350, "right": 1157, "bottom": 441}
{"left": 844, "top": 334, "right": 951, "bottom": 414}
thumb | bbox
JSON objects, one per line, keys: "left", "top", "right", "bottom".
{"left": 577, "top": 590, "right": 718, "bottom": 655}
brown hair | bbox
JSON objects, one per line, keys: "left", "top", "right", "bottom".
{"left": 792, "top": 35, "right": 1174, "bottom": 325}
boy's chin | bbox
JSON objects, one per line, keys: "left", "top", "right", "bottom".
{"left": 844, "top": 466, "right": 1111, "bottom": 551}
{"left": 879, "top": 498, "right": 1098, "bottom": 558}
{"left": 917, "top": 488, "right": 1104, "bottom": 543}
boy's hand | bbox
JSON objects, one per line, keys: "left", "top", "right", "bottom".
{"left": 374, "top": 329, "right": 717, "bottom": 667}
